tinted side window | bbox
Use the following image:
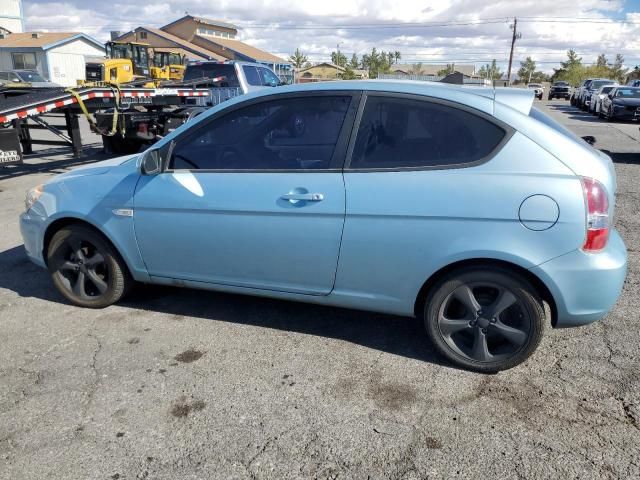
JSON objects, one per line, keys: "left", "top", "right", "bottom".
{"left": 170, "top": 96, "right": 351, "bottom": 170}
{"left": 350, "top": 97, "right": 505, "bottom": 169}
{"left": 243, "top": 66, "right": 262, "bottom": 86}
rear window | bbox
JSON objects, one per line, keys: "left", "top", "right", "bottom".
{"left": 183, "top": 63, "right": 240, "bottom": 87}
{"left": 591, "top": 80, "right": 614, "bottom": 90}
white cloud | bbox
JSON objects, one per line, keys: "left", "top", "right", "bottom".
{"left": 21, "top": 0, "right": 640, "bottom": 73}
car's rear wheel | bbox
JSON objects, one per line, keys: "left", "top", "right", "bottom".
{"left": 423, "top": 266, "right": 545, "bottom": 372}
{"left": 47, "top": 225, "right": 132, "bottom": 308}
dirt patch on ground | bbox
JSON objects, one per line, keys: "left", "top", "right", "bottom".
{"left": 170, "top": 397, "right": 206, "bottom": 418}
{"left": 174, "top": 348, "right": 205, "bottom": 363}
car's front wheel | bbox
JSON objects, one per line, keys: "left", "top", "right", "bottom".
{"left": 423, "top": 266, "right": 545, "bottom": 372}
{"left": 47, "top": 225, "right": 132, "bottom": 308}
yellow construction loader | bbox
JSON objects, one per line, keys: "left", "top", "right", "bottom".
{"left": 84, "top": 41, "right": 158, "bottom": 86}
{"left": 151, "top": 49, "right": 186, "bottom": 81}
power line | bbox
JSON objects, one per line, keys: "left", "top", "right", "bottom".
{"left": 26, "top": 15, "right": 640, "bottom": 31}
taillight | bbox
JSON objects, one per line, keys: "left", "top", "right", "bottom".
{"left": 581, "top": 177, "right": 610, "bottom": 252}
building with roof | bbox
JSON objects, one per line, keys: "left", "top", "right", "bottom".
{"left": 0, "top": 0, "right": 24, "bottom": 34}
{"left": 392, "top": 64, "right": 476, "bottom": 76}
{"left": 115, "top": 15, "right": 292, "bottom": 81}
{"left": 296, "top": 62, "right": 369, "bottom": 82}
{"left": 0, "top": 32, "right": 104, "bottom": 86}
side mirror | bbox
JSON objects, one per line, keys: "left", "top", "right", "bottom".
{"left": 140, "top": 149, "right": 160, "bottom": 175}
{"left": 11, "top": 77, "right": 20, "bottom": 82}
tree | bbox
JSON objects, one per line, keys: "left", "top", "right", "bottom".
{"left": 437, "top": 63, "right": 456, "bottom": 76}
{"left": 479, "top": 59, "right": 502, "bottom": 81}
{"left": 553, "top": 49, "right": 585, "bottom": 86}
{"left": 517, "top": 56, "right": 536, "bottom": 83}
{"left": 331, "top": 50, "right": 348, "bottom": 67}
{"left": 610, "top": 54, "right": 628, "bottom": 83}
{"left": 596, "top": 53, "right": 608, "bottom": 68}
{"left": 410, "top": 63, "right": 423, "bottom": 75}
{"left": 561, "top": 49, "right": 582, "bottom": 69}
{"left": 360, "top": 48, "right": 400, "bottom": 78}
{"left": 341, "top": 65, "right": 358, "bottom": 80}
{"left": 349, "top": 53, "right": 359, "bottom": 70}
{"left": 288, "top": 48, "right": 308, "bottom": 69}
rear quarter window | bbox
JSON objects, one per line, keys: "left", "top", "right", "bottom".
{"left": 349, "top": 96, "right": 506, "bottom": 169}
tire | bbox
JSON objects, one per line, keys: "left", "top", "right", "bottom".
{"left": 423, "top": 266, "right": 545, "bottom": 373}
{"left": 570, "top": 96, "right": 576, "bottom": 106}
{"left": 607, "top": 107, "right": 614, "bottom": 122}
{"left": 598, "top": 109, "right": 604, "bottom": 119}
{"left": 548, "top": 95, "right": 553, "bottom": 100}
{"left": 47, "top": 225, "right": 132, "bottom": 308}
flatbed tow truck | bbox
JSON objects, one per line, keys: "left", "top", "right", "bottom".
{"left": 0, "top": 82, "right": 213, "bottom": 164}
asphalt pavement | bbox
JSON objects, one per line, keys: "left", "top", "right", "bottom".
{"left": 0, "top": 100, "right": 639, "bottom": 480}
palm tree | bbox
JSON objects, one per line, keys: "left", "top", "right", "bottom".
{"left": 394, "top": 51, "right": 401, "bottom": 64}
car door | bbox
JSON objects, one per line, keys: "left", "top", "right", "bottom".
{"left": 133, "top": 92, "right": 358, "bottom": 295}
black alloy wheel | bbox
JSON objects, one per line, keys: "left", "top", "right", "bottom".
{"left": 47, "top": 225, "right": 132, "bottom": 308}
{"left": 424, "top": 267, "right": 544, "bottom": 372}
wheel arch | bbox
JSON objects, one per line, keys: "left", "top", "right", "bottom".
{"left": 413, "top": 258, "right": 558, "bottom": 327}
{"left": 42, "top": 217, "right": 134, "bottom": 280}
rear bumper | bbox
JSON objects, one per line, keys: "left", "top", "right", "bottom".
{"left": 530, "top": 229, "right": 627, "bottom": 327}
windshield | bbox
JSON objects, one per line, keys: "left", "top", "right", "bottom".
{"left": 554, "top": 82, "right": 569, "bottom": 86}
{"left": 528, "top": 84, "right": 541, "bottom": 88}
{"left": 591, "top": 80, "right": 614, "bottom": 90}
{"left": 183, "top": 63, "right": 239, "bottom": 87}
{"left": 108, "top": 43, "right": 131, "bottom": 59}
{"left": 16, "top": 71, "right": 46, "bottom": 82}
{"left": 616, "top": 88, "right": 640, "bottom": 98}
{"left": 600, "top": 86, "right": 615, "bottom": 94}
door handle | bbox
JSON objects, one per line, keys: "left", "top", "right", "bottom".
{"left": 281, "top": 193, "right": 324, "bottom": 202}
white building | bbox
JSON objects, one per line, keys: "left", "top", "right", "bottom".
{"left": 0, "top": 0, "right": 24, "bottom": 33}
{"left": 0, "top": 32, "right": 104, "bottom": 86}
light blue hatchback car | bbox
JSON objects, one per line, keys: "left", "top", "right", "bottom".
{"left": 20, "top": 80, "right": 627, "bottom": 372}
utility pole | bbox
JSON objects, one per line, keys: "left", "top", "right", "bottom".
{"left": 506, "top": 17, "right": 521, "bottom": 86}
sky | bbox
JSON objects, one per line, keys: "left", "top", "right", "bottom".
{"left": 19, "top": 0, "right": 640, "bottom": 73}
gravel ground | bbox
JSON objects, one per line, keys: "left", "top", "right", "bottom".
{"left": 0, "top": 100, "right": 639, "bottom": 480}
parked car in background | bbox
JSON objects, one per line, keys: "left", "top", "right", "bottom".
{"left": 527, "top": 83, "right": 544, "bottom": 100}
{"left": 570, "top": 79, "right": 590, "bottom": 106}
{"left": 20, "top": 81, "right": 627, "bottom": 372}
{"left": 590, "top": 84, "right": 617, "bottom": 115}
{"left": 600, "top": 86, "right": 640, "bottom": 121}
{"left": 581, "top": 79, "right": 617, "bottom": 111}
{"left": 626, "top": 79, "right": 640, "bottom": 87}
{"left": 548, "top": 81, "right": 571, "bottom": 100}
{"left": 0, "top": 70, "right": 60, "bottom": 88}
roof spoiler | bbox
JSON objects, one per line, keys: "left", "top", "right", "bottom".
{"left": 494, "top": 88, "right": 535, "bottom": 116}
